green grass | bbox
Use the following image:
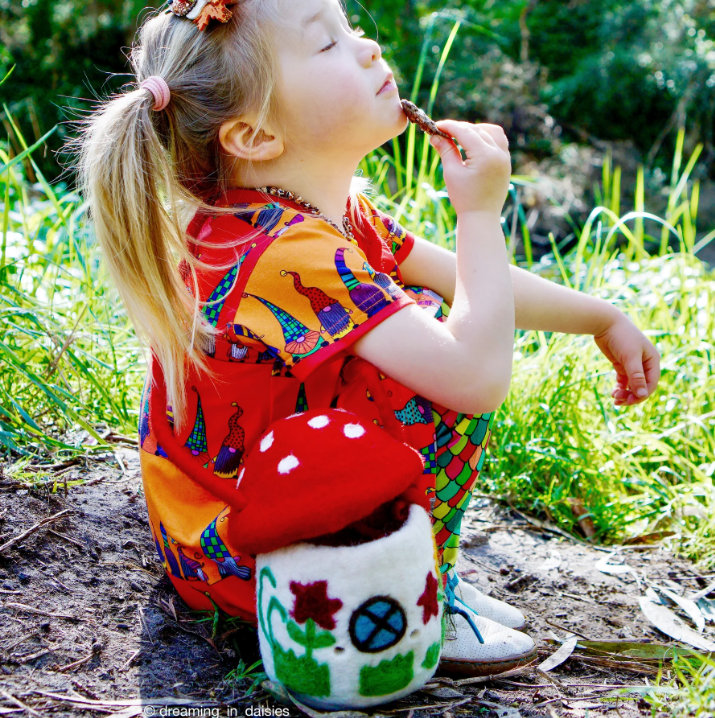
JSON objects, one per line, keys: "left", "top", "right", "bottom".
{"left": 0, "top": 99, "right": 146, "bottom": 484}
{"left": 357, "top": 20, "right": 715, "bottom": 569}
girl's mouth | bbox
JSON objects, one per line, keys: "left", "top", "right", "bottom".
{"left": 377, "top": 74, "right": 397, "bottom": 95}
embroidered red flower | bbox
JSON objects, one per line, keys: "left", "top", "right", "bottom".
{"left": 289, "top": 580, "right": 343, "bottom": 630}
{"left": 417, "top": 571, "right": 439, "bottom": 624}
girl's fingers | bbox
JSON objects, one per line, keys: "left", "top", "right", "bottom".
{"left": 434, "top": 120, "right": 508, "bottom": 153}
{"left": 622, "top": 354, "right": 649, "bottom": 399}
{"left": 642, "top": 345, "right": 662, "bottom": 393}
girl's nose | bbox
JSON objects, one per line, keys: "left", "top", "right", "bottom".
{"left": 359, "top": 37, "right": 382, "bottom": 66}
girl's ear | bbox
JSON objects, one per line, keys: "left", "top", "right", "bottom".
{"left": 219, "top": 118, "right": 285, "bottom": 162}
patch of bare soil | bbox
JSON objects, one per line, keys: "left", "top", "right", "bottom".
{"left": 0, "top": 452, "right": 707, "bottom": 717}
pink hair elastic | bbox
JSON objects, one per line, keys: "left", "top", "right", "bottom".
{"left": 140, "top": 76, "right": 171, "bottom": 111}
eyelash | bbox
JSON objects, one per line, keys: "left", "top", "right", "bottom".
{"left": 321, "top": 27, "right": 366, "bottom": 52}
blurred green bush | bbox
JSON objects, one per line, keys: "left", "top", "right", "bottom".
{"left": 1, "top": 0, "right": 714, "bottom": 187}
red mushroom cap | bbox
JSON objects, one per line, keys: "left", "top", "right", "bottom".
{"left": 225, "top": 408, "right": 426, "bottom": 554}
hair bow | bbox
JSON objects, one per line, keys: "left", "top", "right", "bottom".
{"left": 166, "top": 0, "right": 239, "bottom": 32}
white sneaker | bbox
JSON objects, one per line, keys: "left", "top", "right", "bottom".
{"left": 438, "top": 571, "right": 536, "bottom": 677}
{"left": 450, "top": 571, "right": 527, "bottom": 630}
{"left": 439, "top": 611, "right": 537, "bottom": 677}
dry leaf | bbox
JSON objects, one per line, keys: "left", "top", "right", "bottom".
{"left": 568, "top": 498, "right": 596, "bottom": 538}
{"left": 595, "top": 555, "right": 639, "bottom": 584}
{"left": 688, "top": 578, "right": 715, "bottom": 602}
{"left": 652, "top": 584, "right": 705, "bottom": 633}
{"left": 538, "top": 636, "right": 578, "bottom": 672}
{"left": 638, "top": 597, "right": 715, "bottom": 652}
{"left": 697, "top": 598, "right": 715, "bottom": 624}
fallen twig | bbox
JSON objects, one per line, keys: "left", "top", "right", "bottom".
{"left": 0, "top": 690, "right": 41, "bottom": 718}
{"left": 448, "top": 662, "right": 537, "bottom": 686}
{"left": 544, "top": 617, "right": 592, "bottom": 640}
{"left": 4, "top": 602, "right": 77, "bottom": 620}
{"left": 138, "top": 606, "right": 154, "bottom": 646}
{"left": 0, "top": 509, "right": 72, "bottom": 554}
{"left": 47, "top": 529, "right": 84, "bottom": 549}
{"left": 3, "top": 631, "right": 39, "bottom": 653}
{"left": 9, "top": 648, "right": 52, "bottom": 665}
{"left": 26, "top": 459, "right": 81, "bottom": 473}
{"left": 121, "top": 648, "right": 142, "bottom": 670}
{"left": 56, "top": 644, "right": 101, "bottom": 672}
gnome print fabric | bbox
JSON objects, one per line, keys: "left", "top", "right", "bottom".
{"left": 138, "top": 188, "right": 495, "bottom": 621}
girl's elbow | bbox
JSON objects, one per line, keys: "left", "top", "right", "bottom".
{"left": 465, "top": 370, "right": 512, "bottom": 414}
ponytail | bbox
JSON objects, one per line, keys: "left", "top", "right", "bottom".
{"left": 76, "top": 85, "right": 212, "bottom": 433}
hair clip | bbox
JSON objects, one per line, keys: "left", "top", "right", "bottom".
{"left": 166, "top": 0, "right": 239, "bottom": 32}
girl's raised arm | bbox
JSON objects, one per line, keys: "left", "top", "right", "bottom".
{"left": 352, "top": 121, "right": 515, "bottom": 414}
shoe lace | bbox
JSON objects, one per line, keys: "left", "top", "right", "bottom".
{"left": 444, "top": 571, "right": 485, "bottom": 644}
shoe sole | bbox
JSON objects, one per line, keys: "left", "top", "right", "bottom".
{"left": 437, "top": 645, "right": 538, "bottom": 678}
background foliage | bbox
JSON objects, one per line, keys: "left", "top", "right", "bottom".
{"left": 2, "top": 0, "right": 715, "bottom": 192}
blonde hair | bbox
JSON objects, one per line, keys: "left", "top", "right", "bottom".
{"left": 66, "top": 0, "right": 372, "bottom": 433}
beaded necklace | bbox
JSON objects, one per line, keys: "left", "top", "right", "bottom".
{"left": 255, "top": 186, "right": 357, "bottom": 244}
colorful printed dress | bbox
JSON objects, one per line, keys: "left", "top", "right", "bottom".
{"left": 138, "top": 189, "right": 494, "bottom": 622}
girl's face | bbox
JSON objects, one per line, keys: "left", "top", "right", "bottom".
{"left": 272, "top": 0, "right": 408, "bottom": 160}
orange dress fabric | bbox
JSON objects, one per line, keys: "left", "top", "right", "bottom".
{"left": 138, "top": 189, "right": 451, "bottom": 622}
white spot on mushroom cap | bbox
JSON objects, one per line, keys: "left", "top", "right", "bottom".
{"left": 286, "top": 412, "right": 304, "bottom": 419}
{"left": 344, "top": 423, "right": 365, "bottom": 438}
{"left": 278, "top": 454, "right": 300, "bottom": 474}
{"left": 260, "top": 431, "right": 274, "bottom": 452}
{"left": 308, "top": 415, "right": 330, "bottom": 429}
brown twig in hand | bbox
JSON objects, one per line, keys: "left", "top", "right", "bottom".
{"left": 0, "top": 509, "right": 72, "bottom": 554}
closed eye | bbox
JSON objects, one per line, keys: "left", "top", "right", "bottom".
{"left": 320, "top": 27, "right": 366, "bottom": 52}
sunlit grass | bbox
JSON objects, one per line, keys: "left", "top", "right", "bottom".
{"left": 356, "top": 20, "right": 715, "bottom": 567}
{"left": 0, "top": 98, "right": 145, "bottom": 474}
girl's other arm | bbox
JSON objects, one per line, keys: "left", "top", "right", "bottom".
{"left": 400, "top": 239, "right": 660, "bottom": 407}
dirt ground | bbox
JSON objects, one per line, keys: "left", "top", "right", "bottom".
{"left": 0, "top": 446, "right": 710, "bottom": 717}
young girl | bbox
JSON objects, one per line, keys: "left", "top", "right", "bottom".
{"left": 72, "top": 0, "right": 660, "bottom": 677}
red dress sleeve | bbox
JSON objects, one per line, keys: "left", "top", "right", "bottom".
{"left": 229, "top": 211, "right": 417, "bottom": 382}
{"left": 353, "top": 193, "right": 416, "bottom": 265}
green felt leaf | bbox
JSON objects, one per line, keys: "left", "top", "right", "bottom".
{"left": 313, "top": 631, "right": 336, "bottom": 649}
{"left": 286, "top": 620, "right": 308, "bottom": 646}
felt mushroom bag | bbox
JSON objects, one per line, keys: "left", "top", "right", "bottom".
{"left": 230, "top": 403, "right": 445, "bottom": 710}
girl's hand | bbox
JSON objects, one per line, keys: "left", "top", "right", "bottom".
{"left": 593, "top": 314, "right": 661, "bottom": 406}
{"left": 429, "top": 120, "right": 511, "bottom": 217}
